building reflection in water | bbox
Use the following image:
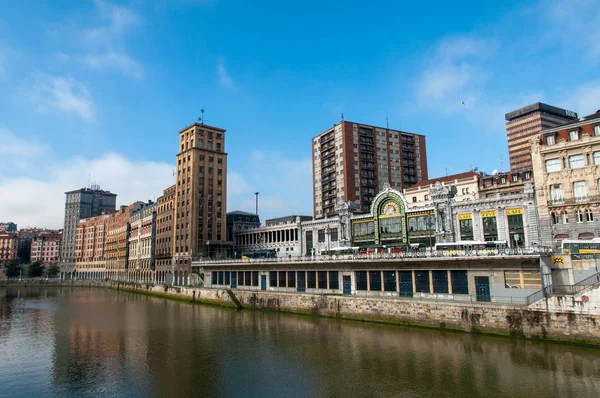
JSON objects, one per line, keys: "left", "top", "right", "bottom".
{"left": 0, "top": 287, "right": 599, "bottom": 397}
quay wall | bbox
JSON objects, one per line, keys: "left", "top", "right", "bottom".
{"left": 3, "top": 279, "right": 599, "bottom": 346}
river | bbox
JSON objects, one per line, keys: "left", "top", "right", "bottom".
{"left": 0, "top": 286, "right": 599, "bottom": 397}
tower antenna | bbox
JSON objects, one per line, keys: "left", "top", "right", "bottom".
{"left": 198, "top": 109, "right": 207, "bottom": 124}
{"left": 386, "top": 116, "right": 389, "bottom": 129}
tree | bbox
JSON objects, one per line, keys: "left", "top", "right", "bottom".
{"left": 46, "top": 264, "right": 60, "bottom": 278}
{"left": 3, "top": 260, "right": 20, "bottom": 278}
{"left": 28, "top": 261, "right": 44, "bottom": 277}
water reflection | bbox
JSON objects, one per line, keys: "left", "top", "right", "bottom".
{"left": 0, "top": 286, "right": 599, "bottom": 398}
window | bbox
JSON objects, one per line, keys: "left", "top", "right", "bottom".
{"left": 279, "top": 271, "right": 286, "bottom": 288}
{"left": 504, "top": 270, "right": 541, "bottom": 289}
{"left": 500, "top": 177, "right": 506, "bottom": 184}
{"left": 369, "top": 271, "right": 382, "bottom": 291}
{"left": 550, "top": 185, "right": 564, "bottom": 202}
{"left": 551, "top": 212, "right": 559, "bottom": 225}
{"left": 524, "top": 172, "right": 531, "bottom": 180}
{"left": 512, "top": 175, "right": 518, "bottom": 182}
{"left": 432, "top": 271, "right": 449, "bottom": 294}
{"left": 318, "top": 271, "right": 328, "bottom": 289}
{"left": 356, "top": 271, "right": 368, "bottom": 291}
{"left": 329, "top": 271, "right": 339, "bottom": 290}
{"left": 412, "top": 196, "right": 417, "bottom": 203}
{"left": 594, "top": 152, "right": 600, "bottom": 165}
{"left": 573, "top": 181, "right": 588, "bottom": 201}
{"left": 545, "top": 135, "right": 555, "bottom": 145}
{"left": 545, "top": 158, "right": 561, "bottom": 172}
{"left": 216, "top": 143, "right": 221, "bottom": 152}
{"left": 415, "top": 271, "right": 430, "bottom": 293}
{"left": 576, "top": 210, "right": 584, "bottom": 223}
{"left": 561, "top": 211, "right": 569, "bottom": 224}
{"left": 569, "top": 154, "right": 585, "bottom": 168}
{"left": 307, "top": 271, "right": 316, "bottom": 288}
{"left": 208, "top": 141, "right": 213, "bottom": 150}
{"left": 424, "top": 194, "right": 429, "bottom": 200}
{"left": 569, "top": 130, "right": 579, "bottom": 141}
{"left": 318, "top": 229, "right": 325, "bottom": 242}
{"left": 288, "top": 271, "right": 296, "bottom": 288}
{"left": 586, "top": 209, "right": 594, "bottom": 222}
{"left": 451, "top": 271, "right": 469, "bottom": 294}
{"left": 331, "top": 228, "right": 338, "bottom": 241}
{"left": 595, "top": 125, "right": 600, "bottom": 136}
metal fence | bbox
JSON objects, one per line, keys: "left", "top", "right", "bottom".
{"left": 193, "top": 247, "right": 553, "bottom": 266}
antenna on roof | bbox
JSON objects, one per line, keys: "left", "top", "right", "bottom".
{"left": 386, "top": 115, "right": 389, "bottom": 129}
{"left": 198, "top": 109, "right": 207, "bottom": 124}
{"left": 444, "top": 168, "right": 449, "bottom": 176}
{"left": 341, "top": 113, "right": 344, "bottom": 122}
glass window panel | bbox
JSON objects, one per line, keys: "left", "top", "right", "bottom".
{"left": 270, "top": 271, "right": 277, "bottom": 287}
{"left": 307, "top": 271, "right": 316, "bottom": 288}
{"left": 432, "top": 270, "right": 449, "bottom": 293}
{"left": 287, "top": 271, "right": 296, "bottom": 288}
{"left": 594, "top": 152, "right": 600, "bottom": 165}
{"left": 415, "top": 271, "right": 430, "bottom": 293}
{"left": 369, "top": 271, "right": 382, "bottom": 291}
{"left": 211, "top": 272, "right": 217, "bottom": 285}
{"left": 545, "top": 158, "right": 561, "bottom": 172}
{"left": 383, "top": 271, "right": 397, "bottom": 291}
{"left": 450, "top": 271, "right": 469, "bottom": 294}
{"left": 356, "top": 271, "right": 368, "bottom": 291}
{"left": 569, "top": 154, "right": 585, "bottom": 168}
{"left": 245, "top": 271, "right": 251, "bottom": 286}
{"left": 252, "top": 271, "right": 258, "bottom": 287}
{"left": 329, "top": 271, "right": 339, "bottom": 290}
{"left": 225, "top": 272, "right": 230, "bottom": 285}
{"left": 318, "top": 271, "right": 328, "bottom": 288}
{"left": 218, "top": 271, "right": 224, "bottom": 285}
{"left": 279, "top": 271, "right": 287, "bottom": 287}
{"left": 573, "top": 181, "right": 588, "bottom": 200}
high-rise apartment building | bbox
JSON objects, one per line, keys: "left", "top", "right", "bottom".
{"left": 505, "top": 102, "right": 578, "bottom": 170}
{"left": 173, "top": 122, "right": 229, "bottom": 275}
{"left": 61, "top": 187, "right": 117, "bottom": 268}
{"left": 313, "top": 121, "right": 428, "bottom": 218}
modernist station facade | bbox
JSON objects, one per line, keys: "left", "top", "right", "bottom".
{"left": 201, "top": 184, "right": 544, "bottom": 303}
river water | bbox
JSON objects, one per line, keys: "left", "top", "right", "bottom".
{"left": 0, "top": 287, "right": 599, "bottom": 398}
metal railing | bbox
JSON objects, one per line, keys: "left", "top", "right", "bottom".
{"left": 525, "top": 272, "right": 600, "bottom": 305}
{"left": 192, "top": 247, "right": 552, "bottom": 266}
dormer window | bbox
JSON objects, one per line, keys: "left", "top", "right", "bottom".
{"left": 594, "top": 125, "right": 600, "bottom": 136}
{"left": 569, "top": 130, "right": 579, "bottom": 141}
{"left": 546, "top": 135, "right": 555, "bottom": 145}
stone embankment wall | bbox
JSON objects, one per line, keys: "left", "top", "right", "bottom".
{"left": 4, "top": 279, "right": 599, "bottom": 346}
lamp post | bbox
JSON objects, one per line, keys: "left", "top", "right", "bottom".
{"left": 255, "top": 192, "right": 259, "bottom": 215}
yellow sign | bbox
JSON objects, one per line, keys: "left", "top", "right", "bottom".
{"left": 481, "top": 210, "right": 497, "bottom": 218}
{"left": 458, "top": 213, "right": 472, "bottom": 220}
{"left": 552, "top": 255, "right": 565, "bottom": 266}
{"left": 506, "top": 208, "right": 523, "bottom": 215}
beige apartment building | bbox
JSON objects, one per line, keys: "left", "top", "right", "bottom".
{"left": 403, "top": 171, "right": 480, "bottom": 208}
{"left": 531, "top": 110, "right": 600, "bottom": 246}
{"left": 0, "top": 232, "right": 19, "bottom": 264}
{"left": 505, "top": 102, "right": 577, "bottom": 170}
{"left": 155, "top": 185, "right": 175, "bottom": 284}
{"left": 312, "top": 120, "right": 428, "bottom": 218}
{"left": 173, "top": 122, "right": 229, "bottom": 281}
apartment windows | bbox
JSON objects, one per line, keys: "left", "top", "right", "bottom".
{"left": 546, "top": 135, "right": 555, "bottom": 145}
{"left": 412, "top": 196, "right": 417, "bottom": 203}
{"left": 500, "top": 177, "right": 506, "bottom": 184}
{"left": 573, "top": 181, "right": 588, "bottom": 201}
{"left": 198, "top": 140, "right": 203, "bottom": 149}
{"left": 462, "top": 187, "right": 470, "bottom": 194}
{"left": 545, "top": 158, "right": 561, "bottom": 172}
{"left": 569, "top": 130, "right": 579, "bottom": 141}
{"left": 208, "top": 141, "right": 213, "bottom": 150}
{"left": 216, "top": 143, "right": 221, "bottom": 152}
{"left": 595, "top": 125, "right": 600, "bottom": 136}
{"left": 576, "top": 210, "right": 584, "bottom": 223}
{"left": 550, "top": 184, "right": 564, "bottom": 203}
{"left": 551, "top": 212, "right": 559, "bottom": 225}
{"left": 512, "top": 175, "right": 518, "bottom": 182}
{"left": 569, "top": 154, "right": 585, "bottom": 169}
{"left": 586, "top": 209, "right": 594, "bottom": 222}
{"left": 561, "top": 212, "right": 569, "bottom": 224}
{"left": 524, "top": 172, "right": 531, "bottom": 180}
{"left": 594, "top": 152, "right": 600, "bottom": 165}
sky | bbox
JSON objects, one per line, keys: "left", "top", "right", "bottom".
{"left": 1, "top": 0, "right": 599, "bottom": 229}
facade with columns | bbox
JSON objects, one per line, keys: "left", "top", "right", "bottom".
{"left": 234, "top": 217, "right": 304, "bottom": 257}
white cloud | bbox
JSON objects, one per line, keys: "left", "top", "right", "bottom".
{"left": 227, "top": 151, "right": 313, "bottom": 223}
{"left": 83, "top": 0, "right": 140, "bottom": 46}
{"left": 28, "top": 75, "right": 96, "bottom": 121}
{"left": 545, "top": 0, "right": 600, "bottom": 62}
{"left": 561, "top": 82, "right": 600, "bottom": 116}
{"left": 415, "top": 36, "right": 492, "bottom": 114}
{"left": 0, "top": 125, "right": 49, "bottom": 170}
{"left": 0, "top": 152, "right": 174, "bottom": 229}
{"left": 85, "top": 52, "right": 143, "bottom": 79}
{"left": 217, "top": 57, "right": 235, "bottom": 89}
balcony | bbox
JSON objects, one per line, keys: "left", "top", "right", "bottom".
{"left": 547, "top": 195, "right": 600, "bottom": 206}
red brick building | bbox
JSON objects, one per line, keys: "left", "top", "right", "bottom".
{"left": 313, "top": 120, "right": 428, "bottom": 218}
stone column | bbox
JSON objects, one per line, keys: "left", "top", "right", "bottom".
{"left": 473, "top": 209, "right": 481, "bottom": 241}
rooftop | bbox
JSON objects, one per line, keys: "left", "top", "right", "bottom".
{"left": 541, "top": 110, "right": 600, "bottom": 133}
{"left": 227, "top": 210, "right": 258, "bottom": 216}
{"left": 505, "top": 102, "right": 578, "bottom": 122}
{"left": 64, "top": 187, "right": 116, "bottom": 196}
{"left": 407, "top": 171, "right": 479, "bottom": 190}
{"left": 314, "top": 120, "right": 423, "bottom": 139}
{"left": 179, "top": 122, "right": 226, "bottom": 133}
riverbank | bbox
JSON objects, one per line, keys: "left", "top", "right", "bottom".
{"left": 4, "top": 279, "right": 599, "bottom": 346}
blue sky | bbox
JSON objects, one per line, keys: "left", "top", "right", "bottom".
{"left": 1, "top": 0, "right": 599, "bottom": 228}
